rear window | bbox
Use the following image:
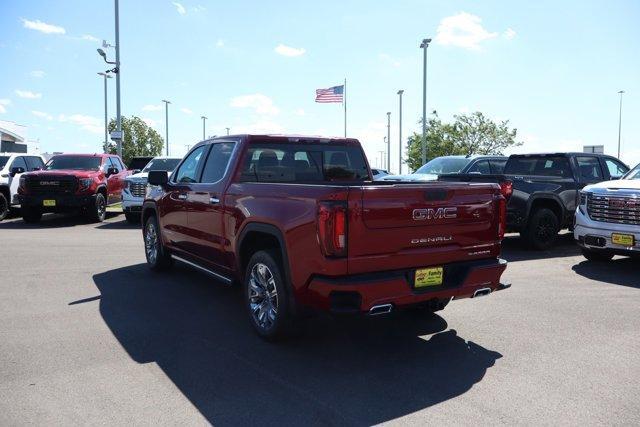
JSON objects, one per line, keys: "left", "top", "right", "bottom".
{"left": 505, "top": 156, "right": 572, "bottom": 178}
{"left": 45, "top": 156, "right": 102, "bottom": 171}
{"left": 240, "top": 143, "right": 369, "bottom": 183}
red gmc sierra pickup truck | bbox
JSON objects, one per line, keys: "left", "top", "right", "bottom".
{"left": 142, "top": 135, "right": 510, "bottom": 340}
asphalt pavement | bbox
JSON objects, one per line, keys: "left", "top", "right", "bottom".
{"left": 1, "top": 212, "right": 639, "bottom": 426}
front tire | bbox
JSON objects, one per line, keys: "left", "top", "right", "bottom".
{"left": 245, "top": 250, "right": 296, "bottom": 341}
{"left": 144, "top": 215, "right": 172, "bottom": 271}
{"left": 22, "top": 207, "right": 42, "bottom": 223}
{"left": 523, "top": 208, "right": 560, "bottom": 250}
{"left": 0, "top": 192, "right": 8, "bottom": 222}
{"left": 87, "top": 193, "right": 107, "bottom": 223}
{"left": 581, "top": 248, "right": 614, "bottom": 262}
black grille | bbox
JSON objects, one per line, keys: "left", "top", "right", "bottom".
{"left": 587, "top": 194, "right": 640, "bottom": 225}
{"left": 26, "top": 176, "right": 78, "bottom": 195}
{"left": 129, "top": 182, "right": 147, "bottom": 198}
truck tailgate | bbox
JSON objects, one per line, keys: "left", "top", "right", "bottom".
{"left": 348, "top": 182, "right": 501, "bottom": 274}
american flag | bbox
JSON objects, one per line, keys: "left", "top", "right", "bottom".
{"left": 315, "top": 85, "right": 344, "bottom": 103}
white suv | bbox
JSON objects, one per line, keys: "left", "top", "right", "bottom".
{"left": 0, "top": 153, "right": 46, "bottom": 221}
{"left": 575, "top": 162, "right": 640, "bottom": 261}
{"left": 122, "top": 156, "right": 181, "bottom": 223}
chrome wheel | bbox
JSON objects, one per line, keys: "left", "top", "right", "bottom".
{"left": 248, "top": 263, "right": 279, "bottom": 331}
{"left": 145, "top": 221, "right": 158, "bottom": 264}
{"left": 97, "top": 197, "right": 106, "bottom": 219}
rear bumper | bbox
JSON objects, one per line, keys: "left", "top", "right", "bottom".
{"left": 19, "top": 193, "right": 96, "bottom": 212}
{"left": 304, "top": 258, "right": 508, "bottom": 313}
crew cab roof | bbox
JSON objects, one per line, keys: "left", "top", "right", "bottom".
{"left": 205, "top": 134, "right": 361, "bottom": 145}
{"left": 509, "top": 152, "right": 612, "bottom": 158}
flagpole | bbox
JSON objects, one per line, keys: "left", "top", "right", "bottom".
{"left": 343, "top": 78, "right": 347, "bottom": 137}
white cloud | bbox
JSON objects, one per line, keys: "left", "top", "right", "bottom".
{"left": 216, "top": 39, "right": 225, "bottom": 48}
{"left": 30, "top": 70, "right": 46, "bottom": 78}
{"left": 172, "top": 2, "right": 186, "bottom": 15}
{"left": 21, "top": 18, "right": 66, "bottom": 35}
{"left": 0, "top": 99, "right": 10, "bottom": 114}
{"left": 192, "top": 5, "right": 206, "bottom": 12}
{"left": 142, "top": 118, "right": 158, "bottom": 128}
{"left": 81, "top": 34, "right": 99, "bottom": 42}
{"left": 435, "top": 12, "right": 497, "bottom": 51}
{"left": 15, "top": 89, "right": 42, "bottom": 99}
{"left": 59, "top": 114, "right": 102, "bottom": 134}
{"left": 142, "top": 104, "right": 163, "bottom": 111}
{"left": 32, "top": 110, "right": 53, "bottom": 121}
{"left": 503, "top": 28, "right": 516, "bottom": 40}
{"left": 230, "top": 94, "right": 279, "bottom": 115}
{"left": 180, "top": 107, "right": 193, "bottom": 114}
{"left": 274, "top": 43, "right": 306, "bottom": 57}
{"left": 379, "top": 53, "right": 401, "bottom": 68}
{"left": 294, "top": 108, "right": 305, "bottom": 116}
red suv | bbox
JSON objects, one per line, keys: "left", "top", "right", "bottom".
{"left": 18, "top": 153, "right": 131, "bottom": 223}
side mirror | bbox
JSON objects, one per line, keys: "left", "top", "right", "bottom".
{"left": 10, "top": 166, "right": 25, "bottom": 177}
{"left": 106, "top": 167, "right": 119, "bottom": 176}
{"left": 148, "top": 170, "right": 168, "bottom": 186}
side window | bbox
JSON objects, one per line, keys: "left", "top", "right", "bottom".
{"left": 200, "top": 142, "right": 235, "bottom": 183}
{"left": 174, "top": 146, "right": 206, "bottom": 183}
{"left": 467, "top": 160, "right": 491, "bottom": 174}
{"left": 576, "top": 156, "right": 603, "bottom": 181}
{"left": 604, "top": 158, "right": 628, "bottom": 179}
{"left": 25, "top": 156, "right": 44, "bottom": 171}
{"left": 11, "top": 156, "right": 28, "bottom": 171}
{"left": 102, "top": 157, "right": 113, "bottom": 173}
{"left": 489, "top": 160, "right": 507, "bottom": 174}
{"left": 110, "top": 157, "right": 124, "bottom": 171}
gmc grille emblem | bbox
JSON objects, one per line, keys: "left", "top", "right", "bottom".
{"left": 412, "top": 207, "right": 458, "bottom": 220}
{"left": 40, "top": 181, "right": 60, "bottom": 186}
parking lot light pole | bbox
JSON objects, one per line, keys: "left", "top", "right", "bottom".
{"left": 162, "top": 100, "right": 171, "bottom": 155}
{"left": 225, "top": 127, "right": 230, "bottom": 136}
{"left": 420, "top": 38, "right": 431, "bottom": 166}
{"left": 617, "top": 90, "right": 625, "bottom": 159}
{"left": 397, "top": 90, "right": 404, "bottom": 175}
{"left": 201, "top": 116, "right": 208, "bottom": 140}
{"left": 114, "top": 0, "right": 122, "bottom": 159}
{"left": 97, "top": 72, "right": 112, "bottom": 153}
{"left": 386, "top": 112, "right": 391, "bottom": 173}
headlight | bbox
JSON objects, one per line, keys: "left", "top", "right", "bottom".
{"left": 580, "top": 191, "right": 588, "bottom": 205}
{"left": 79, "top": 178, "right": 93, "bottom": 191}
{"left": 123, "top": 180, "right": 130, "bottom": 190}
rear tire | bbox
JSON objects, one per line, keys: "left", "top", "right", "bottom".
{"left": 581, "top": 248, "right": 614, "bottom": 262}
{"left": 143, "top": 215, "right": 172, "bottom": 271}
{"left": 523, "top": 208, "right": 559, "bottom": 250}
{"left": 0, "top": 192, "right": 8, "bottom": 222}
{"left": 245, "top": 250, "right": 297, "bottom": 341}
{"left": 125, "top": 212, "right": 140, "bottom": 223}
{"left": 87, "top": 193, "right": 107, "bottom": 223}
{"left": 22, "top": 207, "right": 42, "bottom": 223}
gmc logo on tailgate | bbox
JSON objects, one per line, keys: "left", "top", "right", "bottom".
{"left": 412, "top": 207, "right": 458, "bottom": 220}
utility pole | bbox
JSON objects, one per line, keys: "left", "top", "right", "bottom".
{"left": 114, "top": 0, "right": 122, "bottom": 159}
{"left": 420, "top": 38, "right": 431, "bottom": 166}
{"left": 225, "top": 127, "right": 230, "bottom": 136}
{"left": 162, "top": 100, "right": 171, "bottom": 155}
{"left": 617, "top": 90, "right": 625, "bottom": 159}
{"left": 386, "top": 112, "right": 391, "bottom": 173}
{"left": 397, "top": 90, "right": 404, "bottom": 175}
{"left": 201, "top": 116, "right": 208, "bottom": 140}
{"left": 97, "top": 72, "right": 112, "bottom": 153}
{"left": 378, "top": 150, "right": 385, "bottom": 170}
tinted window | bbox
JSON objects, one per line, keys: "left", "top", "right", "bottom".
{"left": 25, "top": 156, "right": 44, "bottom": 171}
{"left": 576, "top": 156, "right": 602, "bottom": 181}
{"left": 174, "top": 146, "right": 206, "bottom": 183}
{"left": 11, "top": 156, "right": 27, "bottom": 171}
{"left": 46, "top": 156, "right": 102, "bottom": 171}
{"left": 505, "top": 156, "right": 571, "bottom": 177}
{"left": 489, "top": 159, "right": 507, "bottom": 174}
{"left": 467, "top": 160, "right": 491, "bottom": 174}
{"left": 142, "top": 158, "right": 181, "bottom": 173}
{"left": 240, "top": 143, "right": 369, "bottom": 183}
{"left": 201, "top": 143, "right": 235, "bottom": 183}
{"left": 415, "top": 157, "right": 471, "bottom": 175}
{"left": 0, "top": 156, "right": 9, "bottom": 169}
{"left": 604, "top": 158, "right": 628, "bottom": 179}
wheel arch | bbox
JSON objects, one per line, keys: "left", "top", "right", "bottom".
{"left": 526, "top": 194, "right": 565, "bottom": 226}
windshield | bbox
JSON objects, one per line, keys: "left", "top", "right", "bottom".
{"left": 415, "top": 157, "right": 471, "bottom": 175}
{"left": 45, "top": 156, "right": 102, "bottom": 171}
{"left": 143, "top": 158, "right": 181, "bottom": 173}
{"left": 0, "top": 156, "right": 9, "bottom": 170}
{"left": 624, "top": 163, "right": 640, "bottom": 180}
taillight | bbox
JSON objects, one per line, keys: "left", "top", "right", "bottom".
{"left": 318, "top": 201, "right": 348, "bottom": 257}
{"left": 498, "top": 197, "right": 507, "bottom": 240}
{"left": 500, "top": 180, "right": 513, "bottom": 200}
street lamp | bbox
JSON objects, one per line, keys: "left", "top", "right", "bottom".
{"left": 97, "top": 72, "right": 112, "bottom": 153}
{"left": 386, "top": 112, "right": 391, "bottom": 173}
{"left": 420, "top": 38, "right": 432, "bottom": 166}
{"left": 201, "top": 116, "right": 208, "bottom": 140}
{"left": 397, "top": 90, "right": 404, "bottom": 175}
{"left": 617, "top": 90, "right": 625, "bottom": 159}
{"left": 162, "top": 100, "right": 171, "bottom": 155}
{"left": 225, "top": 127, "right": 230, "bottom": 136}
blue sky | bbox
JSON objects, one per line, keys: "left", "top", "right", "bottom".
{"left": 1, "top": 0, "right": 639, "bottom": 171}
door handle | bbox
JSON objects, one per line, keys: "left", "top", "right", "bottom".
{"left": 210, "top": 197, "right": 220, "bottom": 204}
{"left": 177, "top": 193, "right": 187, "bottom": 200}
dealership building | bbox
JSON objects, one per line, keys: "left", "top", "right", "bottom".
{"left": 0, "top": 120, "right": 40, "bottom": 154}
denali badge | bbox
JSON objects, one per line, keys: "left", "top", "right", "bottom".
{"left": 412, "top": 207, "right": 457, "bottom": 220}
{"left": 411, "top": 236, "right": 453, "bottom": 244}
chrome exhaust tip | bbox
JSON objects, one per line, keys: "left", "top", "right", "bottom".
{"left": 472, "top": 287, "right": 492, "bottom": 298}
{"left": 369, "top": 303, "right": 393, "bottom": 315}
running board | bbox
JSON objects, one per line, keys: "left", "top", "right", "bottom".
{"left": 171, "top": 255, "right": 233, "bottom": 285}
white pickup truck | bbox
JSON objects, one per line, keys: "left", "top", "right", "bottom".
{"left": 575, "top": 162, "right": 640, "bottom": 261}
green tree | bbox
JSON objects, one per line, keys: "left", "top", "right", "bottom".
{"left": 104, "top": 116, "right": 164, "bottom": 165}
{"left": 405, "top": 111, "right": 522, "bottom": 171}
